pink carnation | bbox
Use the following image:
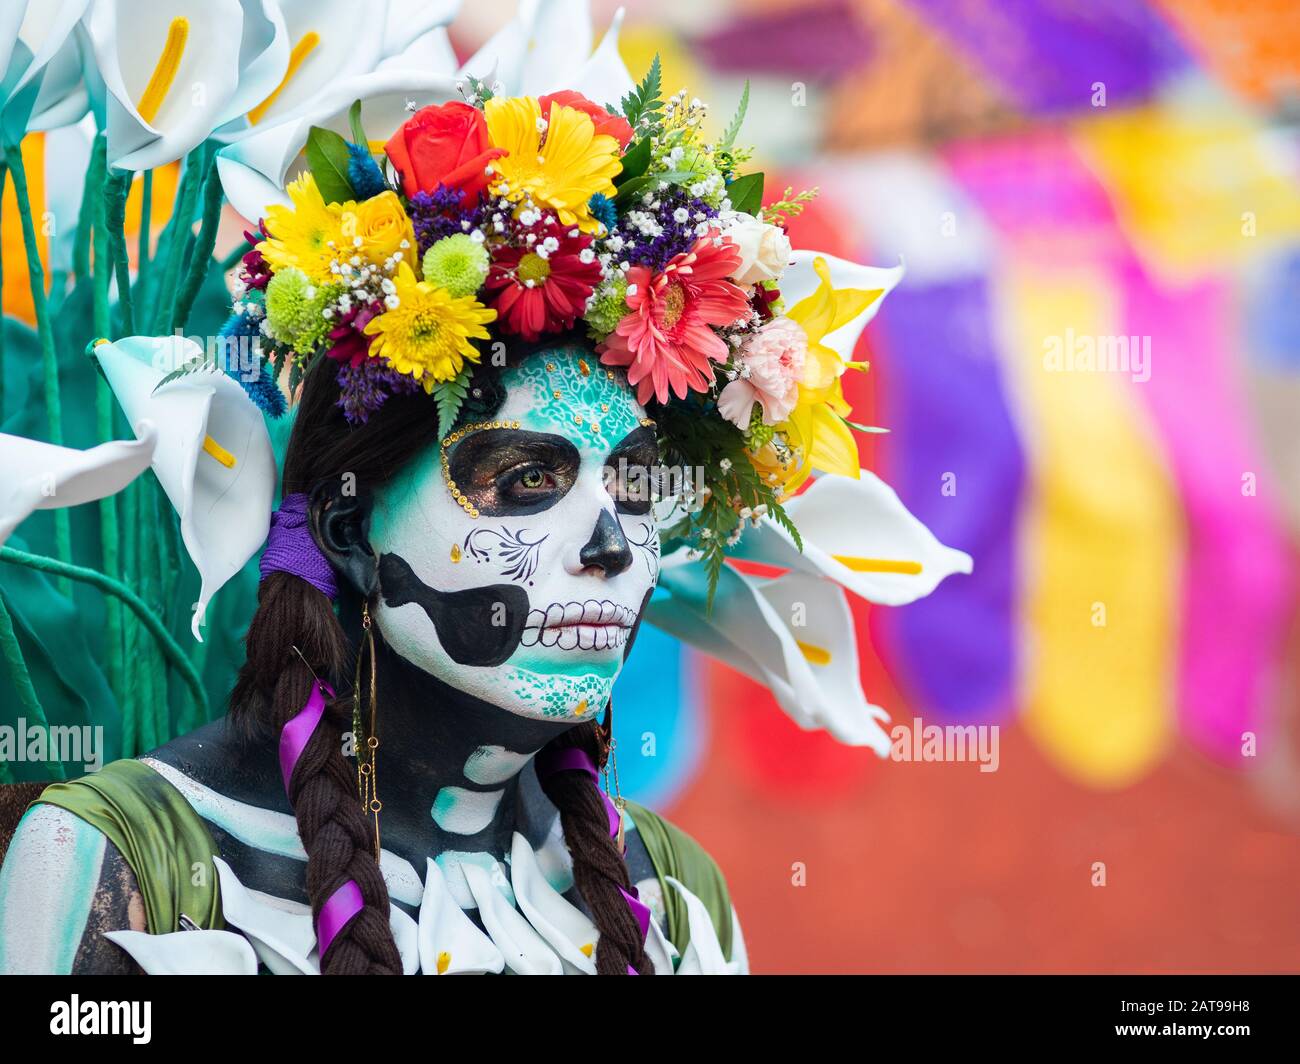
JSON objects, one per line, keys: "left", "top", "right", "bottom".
{"left": 716, "top": 317, "right": 807, "bottom": 429}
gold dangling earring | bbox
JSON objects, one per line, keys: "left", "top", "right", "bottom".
{"left": 598, "top": 702, "right": 626, "bottom": 852}
{"left": 354, "top": 599, "right": 382, "bottom": 860}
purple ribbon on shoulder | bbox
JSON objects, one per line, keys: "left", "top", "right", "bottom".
{"left": 535, "top": 744, "right": 654, "bottom": 974}
{"left": 260, "top": 492, "right": 337, "bottom": 601}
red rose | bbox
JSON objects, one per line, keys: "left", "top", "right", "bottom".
{"left": 538, "top": 90, "right": 634, "bottom": 149}
{"left": 385, "top": 101, "right": 506, "bottom": 201}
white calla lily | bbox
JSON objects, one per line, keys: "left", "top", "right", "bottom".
{"left": 216, "top": 70, "right": 457, "bottom": 221}
{"left": 783, "top": 249, "right": 906, "bottom": 368}
{"left": 417, "top": 857, "right": 505, "bottom": 975}
{"left": 377, "top": 27, "right": 458, "bottom": 79}
{"left": 0, "top": 426, "right": 156, "bottom": 548}
{"left": 103, "top": 928, "right": 259, "bottom": 974}
{"left": 383, "top": 1, "right": 462, "bottom": 59}
{"left": 461, "top": 860, "right": 562, "bottom": 975}
{"left": 214, "top": 856, "right": 317, "bottom": 975}
{"left": 93, "top": 336, "right": 276, "bottom": 642}
{"left": 0, "top": 0, "right": 90, "bottom": 140}
{"left": 42, "top": 114, "right": 95, "bottom": 274}
{"left": 649, "top": 556, "right": 893, "bottom": 749}
{"left": 88, "top": 0, "right": 245, "bottom": 170}
{"left": 208, "top": 0, "right": 290, "bottom": 137}
{"left": 461, "top": 0, "right": 633, "bottom": 100}
{"left": 510, "top": 831, "right": 598, "bottom": 973}
{"left": 664, "top": 876, "right": 733, "bottom": 975}
{"left": 730, "top": 470, "right": 974, "bottom": 606}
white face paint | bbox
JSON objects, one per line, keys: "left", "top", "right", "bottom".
{"left": 368, "top": 345, "right": 661, "bottom": 722}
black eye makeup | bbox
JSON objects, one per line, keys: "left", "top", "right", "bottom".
{"left": 603, "top": 426, "right": 660, "bottom": 516}
{"left": 446, "top": 429, "right": 581, "bottom": 516}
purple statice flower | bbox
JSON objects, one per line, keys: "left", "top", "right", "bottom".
{"left": 335, "top": 358, "right": 421, "bottom": 425}
{"left": 608, "top": 187, "right": 718, "bottom": 273}
{"left": 240, "top": 222, "right": 272, "bottom": 290}
{"left": 408, "top": 185, "right": 485, "bottom": 253}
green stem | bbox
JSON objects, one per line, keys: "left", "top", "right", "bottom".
{"left": 150, "top": 146, "right": 205, "bottom": 335}
{"left": 105, "top": 169, "right": 134, "bottom": 335}
{"left": 136, "top": 168, "right": 152, "bottom": 307}
{"left": 0, "top": 590, "right": 66, "bottom": 781}
{"left": 5, "top": 142, "right": 72, "bottom": 590}
{"left": 0, "top": 547, "right": 208, "bottom": 724}
{"left": 171, "top": 154, "right": 223, "bottom": 333}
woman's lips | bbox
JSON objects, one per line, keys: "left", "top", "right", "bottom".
{"left": 519, "top": 600, "right": 635, "bottom": 650}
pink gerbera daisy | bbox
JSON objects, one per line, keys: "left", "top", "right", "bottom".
{"left": 599, "top": 233, "right": 750, "bottom": 405}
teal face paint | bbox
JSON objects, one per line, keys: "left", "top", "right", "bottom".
{"left": 368, "top": 344, "right": 661, "bottom": 723}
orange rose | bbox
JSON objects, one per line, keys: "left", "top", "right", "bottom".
{"left": 385, "top": 101, "right": 507, "bottom": 201}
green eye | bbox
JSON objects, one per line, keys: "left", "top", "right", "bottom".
{"left": 520, "top": 468, "right": 546, "bottom": 489}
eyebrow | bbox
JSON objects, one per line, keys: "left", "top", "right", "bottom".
{"left": 605, "top": 425, "right": 658, "bottom": 462}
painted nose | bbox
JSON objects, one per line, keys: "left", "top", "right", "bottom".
{"left": 579, "top": 510, "right": 633, "bottom": 576}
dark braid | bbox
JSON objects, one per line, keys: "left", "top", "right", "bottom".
{"left": 538, "top": 721, "right": 653, "bottom": 975}
{"left": 230, "top": 344, "right": 655, "bottom": 975}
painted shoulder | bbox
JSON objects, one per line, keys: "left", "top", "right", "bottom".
{"left": 0, "top": 802, "right": 144, "bottom": 973}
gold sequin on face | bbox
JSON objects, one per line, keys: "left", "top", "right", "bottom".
{"left": 450, "top": 543, "right": 462, "bottom": 562}
{"left": 577, "top": 359, "right": 590, "bottom": 376}
{"left": 440, "top": 420, "right": 522, "bottom": 518}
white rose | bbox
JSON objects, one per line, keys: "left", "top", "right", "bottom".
{"left": 724, "top": 213, "right": 793, "bottom": 286}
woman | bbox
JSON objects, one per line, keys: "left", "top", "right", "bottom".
{"left": 0, "top": 53, "right": 970, "bottom": 974}
{"left": 0, "top": 333, "right": 749, "bottom": 975}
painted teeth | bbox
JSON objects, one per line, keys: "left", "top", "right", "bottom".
{"left": 519, "top": 599, "right": 636, "bottom": 650}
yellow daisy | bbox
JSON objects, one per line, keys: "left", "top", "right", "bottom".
{"left": 363, "top": 262, "right": 496, "bottom": 391}
{"left": 485, "top": 96, "right": 621, "bottom": 234}
{"left": 257, "top": 173, "right": 349, "bottom": 283}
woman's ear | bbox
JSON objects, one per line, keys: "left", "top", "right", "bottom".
{"left": 308, "top": 478, "right": 378, "bottom": 599}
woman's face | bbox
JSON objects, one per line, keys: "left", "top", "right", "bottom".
{"left": 367, "top": 345, "right": 661, "bottom": 721}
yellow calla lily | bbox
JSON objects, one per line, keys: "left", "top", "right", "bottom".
{"left": 785, "top": 255, "right": 884, "bottom": 400}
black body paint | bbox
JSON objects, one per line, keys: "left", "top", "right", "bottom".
{"left": 378, "top": 552, "right": 529, "bottom": 667}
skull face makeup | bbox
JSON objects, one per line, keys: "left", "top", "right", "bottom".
{"left": 368, "top": 344, "right": 661, "bottom": 721}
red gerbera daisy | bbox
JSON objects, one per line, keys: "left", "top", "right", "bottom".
{"left": 484, "top": 222, "right": 604, "bottom": 341}
{"left": 598, "top": 233, "right": 750, "bottom": 405}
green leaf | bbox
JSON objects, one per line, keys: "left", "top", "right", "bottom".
{"left": 151, "top": 357, "right": 213, "bottom": 394}
{"left": 614, "top": 138, "right": 652, "bottom": 187}
{"left": 718, "top": 80, "right": 750, "bottom": 151}
{"left": 305, "top": 125, "right": 355, "bottom": 205}
{"left": 614, "top": 170, "right": 698, "bottom": 208}
{"left": 348, "top": 99, "right": 368, "bottom": 151}
{"left": 840, "top": 414, "right": 890, "bottom": 435}
{"left": 619, "top": 54, "right": 664, "bottom": 131}
{"left": 434, "top": 364, "right": 472, "bottom": 435}
{"left": 726, "top": 171, "right": 764, "bottom": 215}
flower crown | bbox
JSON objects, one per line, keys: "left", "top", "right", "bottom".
{"left": 226, "top": 61, "right": 884, "bottom": 601}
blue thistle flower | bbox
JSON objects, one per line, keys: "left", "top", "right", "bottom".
{"left": 588, "top": 192, "right": 617, "bottom": 232}
{"left": 219, "top": 312, "right": 286, "bottom": 419}
{"left": 347, "top": 142, "right": 388, "bottom": 200}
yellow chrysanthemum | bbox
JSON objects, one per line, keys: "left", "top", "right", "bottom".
{"left": 485, "top": 96, "right": 621, "bottom": 234}
{"left": 257, "top": 173, "right": 348, "bottom": 283}
{"left": 753, "top": 257, "right": 885, "bottom": 491}
{"left": 363, "top": 262, "right": 496, "bottom": 391}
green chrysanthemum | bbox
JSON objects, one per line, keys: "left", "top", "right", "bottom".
{"left": 264, "top": 268, "right": 337, "bottom": 352}
{"left": 422, "top": 234, "right": 490, "bottom": 297}
{"left": 584, "top": 275, "right": 630, "bottom": 339}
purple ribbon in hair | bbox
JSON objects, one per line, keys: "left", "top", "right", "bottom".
{"left": 260, "top": 492, "right": 337, "bottom": 600}
{"left": 279, "top": 679, "right": 363, "bottom": 959}
{"left": 317, "top": 880, "right": 365, "bottom": 958}
{"left": 535, "top": 745, "right": 654, "bottom": 974}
